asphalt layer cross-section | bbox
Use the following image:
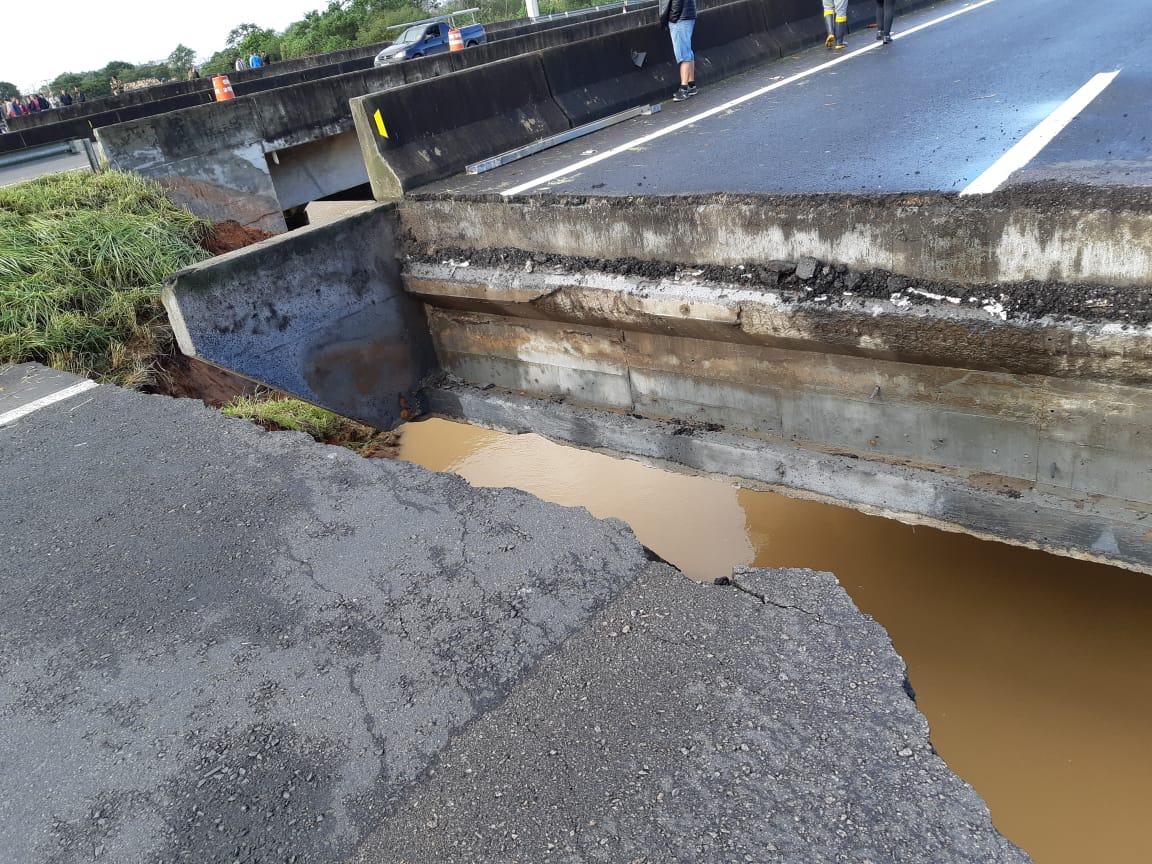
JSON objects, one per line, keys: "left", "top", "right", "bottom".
{"left": 0, "top": 377, "right": 1030, "bottom": 863}
{"left": 421, "top": 0, "right": 1151, "bottom": 198}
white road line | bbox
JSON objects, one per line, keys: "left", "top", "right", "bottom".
{"left": 0, "top": 380, "right": 99, "bottom": 428}
{"left": 960, "top": 71, "right": 1120, "bottom": 195}
{"left": 501, "top": 0, "right": 999, "bottom": 197}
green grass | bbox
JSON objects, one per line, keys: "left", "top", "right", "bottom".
{"left": 221, "top": 394, "right": 351, "bottom": 439}
{"left": 0, "top": 171, "right": 211, "bottom": 388}
{"left": 222, "top": 393, "right": 400, "bottom": 457}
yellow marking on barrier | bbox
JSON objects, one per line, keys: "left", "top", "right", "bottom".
{"left": 374, "top": 109, "right": 389, "bottom": 139}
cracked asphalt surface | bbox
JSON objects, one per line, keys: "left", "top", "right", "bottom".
{"left": 0, "top": 382, "right": 647, "bottom": 863}
{"left": 354, "top": 566, "right": 1030, "bottom": 864}
{"left": 0, "top": 377, "right": 1027, "bottom": 862}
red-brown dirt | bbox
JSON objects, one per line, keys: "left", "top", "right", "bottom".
{"left": 199, "top": 220, "right": 278, "bottom": 255}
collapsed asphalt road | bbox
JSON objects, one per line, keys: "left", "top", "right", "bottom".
{"left": 0, "top": 371, "right": 1028, "bottom": 863}
{"left": 0, "top": 377, "right": 647, "bottom": 863}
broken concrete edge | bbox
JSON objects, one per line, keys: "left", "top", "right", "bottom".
{"left": 162, "top": 200, "right": 436, "bottom": 430}
{"left": 352, "top": 563, "right": 1032, "bottom": 864}
{"left": 402, "top": 259, "right": 1152, "bottom": 387}
{"left": 162, "top": 200, "right": 382, "bottom": 357}
{"left": 396, "top": 188, "right": 1152, "bottom": 288}
{"left": 419, "top": 380, "right": 1152, "bottom": 576}
{"left": 406, "top": 182, "right": 1152, "bottom": 214}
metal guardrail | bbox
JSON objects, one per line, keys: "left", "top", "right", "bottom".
{"left": 0, "top": 139, "right": 83, "bottom": 169}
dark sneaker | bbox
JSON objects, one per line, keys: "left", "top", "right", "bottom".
{"left": 673, "top": 85, "right": 696, "bottom": 102}
{"left": 875, "top": 32, "right": 883, "bottom": 40}
{"left": 882, "top": 33, "right": 892, "bottom": 44}
{"left": 684, "top": 83, "right": 698, "bottom": 97}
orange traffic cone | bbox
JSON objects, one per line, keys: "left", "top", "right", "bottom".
{"left": 212, "top": 75, "right": 235, "bottom": 101}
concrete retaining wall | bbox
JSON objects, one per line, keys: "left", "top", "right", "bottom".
{"left": 396, "top": 193, "right": 1152, "bottom": 573}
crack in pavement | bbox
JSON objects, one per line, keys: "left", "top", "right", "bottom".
{"left": 716, "top": 575, "right": 833, "bottom": 625}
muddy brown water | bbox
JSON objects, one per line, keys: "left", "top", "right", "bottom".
{"left": 400, "top": 417, "right": 1152, "bottom": 864}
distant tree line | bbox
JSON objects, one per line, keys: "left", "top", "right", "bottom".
{"left": 14, "top": 0, "right": 597, "bottom": 98}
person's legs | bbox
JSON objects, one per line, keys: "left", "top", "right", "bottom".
{"left": 833, "top": 0, "right": 848, "bottom": 49}
{"left": 822, "top": 0, "right": 836, "bottom": 48}
{"left": 882, "top": 0, "right": 896, "bottom": 38}
{"left": 670, "top": 19, "right": 697, "bottom": 98}
{"left": 682, "top": 59, "right": 695, "bottom": 86}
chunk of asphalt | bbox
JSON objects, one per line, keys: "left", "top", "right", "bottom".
{"left": 353, "top": 565, "right": 1032, "bottom": 864}
{"left": 795, "top": 256, "right": 820, "bottom": 281}
{"left": 0, "top": 384, "right": 649, "bottom": 864}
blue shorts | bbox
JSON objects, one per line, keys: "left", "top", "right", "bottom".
{"left": 669, "top": 19, "right": 695, "bottom": 64}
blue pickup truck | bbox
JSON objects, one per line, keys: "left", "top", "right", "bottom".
{"left": 374, "top": 9, "right": 487, "bottom": 66}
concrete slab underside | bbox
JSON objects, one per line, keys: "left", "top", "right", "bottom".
{"left": 0, "top": 382, "right": 1026, "bottom": 863}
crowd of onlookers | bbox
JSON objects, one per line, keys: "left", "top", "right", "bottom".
{"left": 3, "top": 52, "right": 275, "bottom": 128}
{"left": 4, "top": 87, "right": 86, "bottom": 120}
{"left": 234, "top": 52, "right": 271, "bottom": 72}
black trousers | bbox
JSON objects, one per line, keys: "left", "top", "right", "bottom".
{"left": 876, "top": 0, "right": 896, "bottom": 33}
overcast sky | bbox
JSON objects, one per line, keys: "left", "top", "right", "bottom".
{"left": 3, "top": 0, "right": 327, "bottom": 93}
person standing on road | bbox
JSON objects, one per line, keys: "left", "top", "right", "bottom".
{"left": 822, "top": 0, "right": 848, "bottom": 50}
{"left": 875, "top": 0, "right": 896, "bottom": 44}
{"left": 660, "top": 0, "right": 697, "bottom": 101}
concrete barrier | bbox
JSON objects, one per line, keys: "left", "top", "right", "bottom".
{"left": 0, "top": 56, "right": 388, "bottom": 155}
{"left": 351, "top": 55, "right": 571, "bottom": 200}
{"left": 401, "top": 6, "right": 662, "bottom": 86}
{"left": 540, "top": 19, "right": 676, "bottom": 125}
{"left": 4, "top": 42, "right": 392, "bottom": 134}
{"left": 163, "top": 202, "right": 436, "bottom": 429}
